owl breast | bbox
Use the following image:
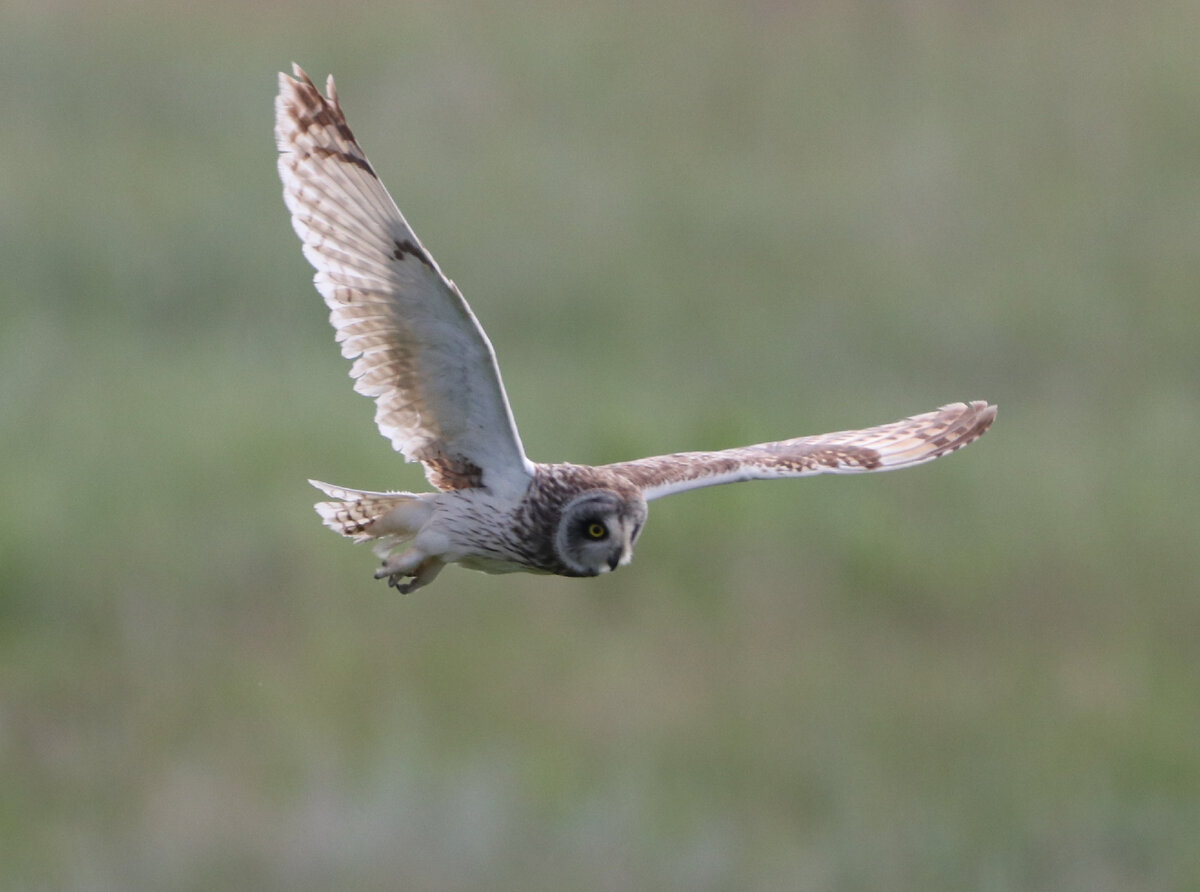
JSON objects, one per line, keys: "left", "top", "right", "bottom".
{"left": 421, "top": 486, "right": 552, "bottom": 572}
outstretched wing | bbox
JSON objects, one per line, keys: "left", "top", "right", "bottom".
{"left": 603, "top": 401, "right": 996, "bottom": 502}
{"left": 275, "top": 65, "right": 535, "bottom": 496}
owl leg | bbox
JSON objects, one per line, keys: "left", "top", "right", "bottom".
{"left": 374, "top": 548, "right": 445, "bottom": 594}
{"left": 393, "top": 557, "right": 444, "bottom": 594}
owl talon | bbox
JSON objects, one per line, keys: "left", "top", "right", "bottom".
{"left": 376, "top": 567, "right": 418, "bottom": 594}
{"left": 387, "top": 573, "right": 416, "bottom": 594}
{"left": 375, "top": 554, "right": 445, "bottom": 594}
{"left": 375, "top": 564, "right": 415, "bottom": 592}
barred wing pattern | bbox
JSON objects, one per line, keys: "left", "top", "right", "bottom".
{"left": 605, "top": 401, "right": 996, "bottom": 502}
{"left": 275, "top": 65, "right": 534, "bottom": 496}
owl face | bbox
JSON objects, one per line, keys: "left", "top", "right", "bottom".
{"left": 554, "top": 491, "right": 648, "bottom": 577}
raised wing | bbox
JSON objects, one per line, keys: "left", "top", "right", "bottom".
{"left": 275, "top": 65, "right": 535, "bottom": 496}
{"left": 603, "top": 401, "right": 996, "bottom": 502}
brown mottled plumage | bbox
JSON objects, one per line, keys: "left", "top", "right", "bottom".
{"left": 276, "top": 65, "right": 996, "bottom": 593}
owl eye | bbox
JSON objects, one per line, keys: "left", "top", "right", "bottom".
{"left": 586, "top": 522, "right": 608, "bottom": 540}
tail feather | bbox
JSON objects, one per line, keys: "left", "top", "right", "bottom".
{"left": 308, "top": 479, "right": 433, "bottom": 543}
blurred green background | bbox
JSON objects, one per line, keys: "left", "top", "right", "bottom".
{"left": 3, "top": 0, "right": 1198, "bottom": 888}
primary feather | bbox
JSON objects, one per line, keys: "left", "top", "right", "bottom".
{"left": 275, "top": 65, "right": 534, "bottom": 498}
{"left": 604, "top": 401, "right": 997, "bottom": 501}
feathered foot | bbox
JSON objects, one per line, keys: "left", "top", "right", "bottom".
{"left": 374, "top": 549, "right": 445, "bottom": 594}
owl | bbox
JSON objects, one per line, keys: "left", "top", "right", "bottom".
{"left": 275, "top": 65, "right": 996, "bottom": 593}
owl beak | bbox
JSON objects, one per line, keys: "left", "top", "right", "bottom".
{"left": 609, "top": 542, "right": 634, "bottom": 572}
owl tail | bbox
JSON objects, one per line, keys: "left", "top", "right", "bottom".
{"left": 308, "top": 479, "right": 434, "bottom": 550}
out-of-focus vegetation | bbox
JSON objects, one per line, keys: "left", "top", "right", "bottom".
{"left": 2, "top": 0, "right": 1198, "bottom": 889}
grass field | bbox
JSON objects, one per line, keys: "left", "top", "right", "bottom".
{"left": 2, "top": 0, "right": 1199, "bottom": 889}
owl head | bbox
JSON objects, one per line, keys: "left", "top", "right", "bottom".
{"left": 554, "top": 490, "right": 648, "bottom": 577}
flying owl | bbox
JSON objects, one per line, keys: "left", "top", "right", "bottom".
{"left": 275, "top": 65, "right": 996, "bottom": 593}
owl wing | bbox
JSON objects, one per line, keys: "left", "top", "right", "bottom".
{"left": 603, "top": 401, "right": 996, "bottom": 502}
{"left": 275, "top": 65, "right": 535, "bottom": 496}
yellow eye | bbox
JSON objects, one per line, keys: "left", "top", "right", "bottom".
{"left": 587, "top": 522, "right": 608, "bottom": 540}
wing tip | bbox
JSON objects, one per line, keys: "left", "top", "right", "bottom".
{"left": 278, "top": 63, "right": 338, "bottom": 102}
{"left": 951, "top": 399, "right": 998, "bottom": 442}
{"left": 925, "top": 398, "right": 997, "bottom": 456}
{"left": 279, "top": 62, "right": 323, "bottom": 93}
{"left": 868, "top": 399, "right": 995, "bottom": 469}
{"left": 275, "top": 63, "right": 343, "bottom": 149}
